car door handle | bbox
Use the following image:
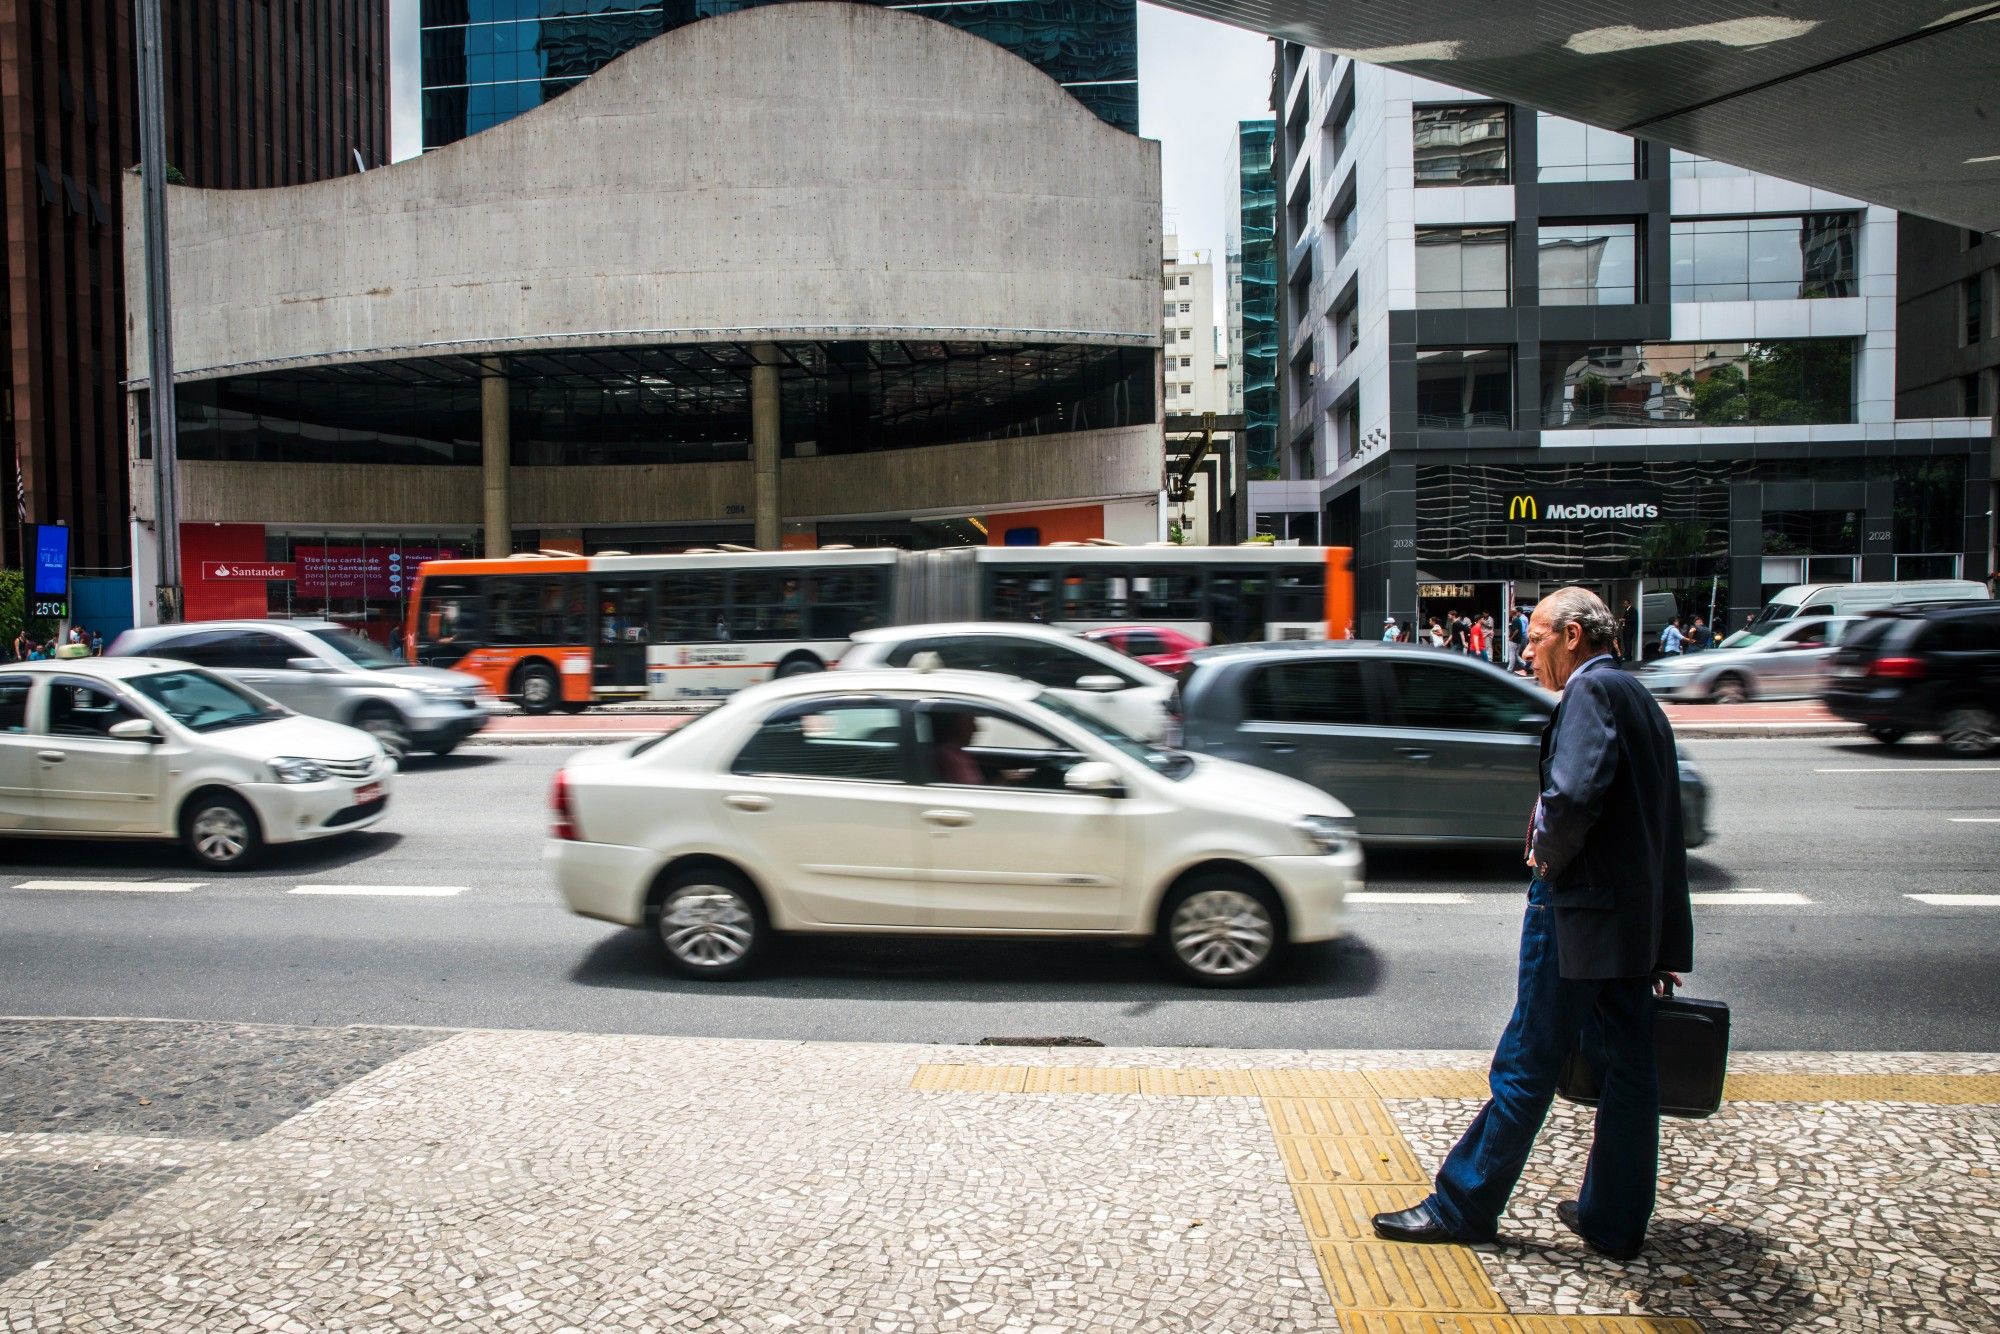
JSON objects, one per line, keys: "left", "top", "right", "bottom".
{"left": 1261, "top": 740, "right": 1297, "bottom": 754}
{"left": 36, "top": 750, "right": 65, "bottom": 763}
{"left": 239, "top": 675, "right": 271, "bottom": 683}
{"left": 1395, "top": 747, "right": 1433, "bottom": 763}
{"left": 922, "top": 809, "right": 974, "bottom": 828}
{"left": 723, "top": 794, "right": 771, "bottom": 812}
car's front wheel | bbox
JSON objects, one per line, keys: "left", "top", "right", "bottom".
{"left": 182, "top": 792, "right": 263, "bottom": 871}
{"left": 1866, "top": 726, "right": 1906, "bottom": 745}
{"left": 1710, "top": 673, "right": 1749, "bottom": 705}
{"left": 1157, "top": 872, "right": 1284, "bottom": 987}
{"left": 353, "top": 704, "right": 411, "bottom": 761}
{"left": 653, "top": 866, "right": 767, "bottom": 979}
{"left": 1941, "top": 705, "right": 1998, "bottom": 757}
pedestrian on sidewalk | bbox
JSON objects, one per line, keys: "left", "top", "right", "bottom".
{"left": 1659, "top": 618, "right": 1684, "bottom": 657}
{"left": 1468, "top": 614, "right": 1488, "bottom": 661}
{"left": 1372, "top": 586, "right": 1691, "bottom": 1261}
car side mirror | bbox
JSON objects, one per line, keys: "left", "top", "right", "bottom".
{"left": 1074, "top": 674, "right": 1126, "bottom": 694}
{"left": 287, "top": 657, "right": 337, "bottom": 673}
{"left": 1064, "top": 760, "right": 1125, "bottom": 797}
{"left": 109, "top": 718, "right": 161, "bottom": 743}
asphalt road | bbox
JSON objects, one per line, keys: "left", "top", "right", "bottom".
{"left": 2, "top": 736, "right": 1996, "bottom": 1051}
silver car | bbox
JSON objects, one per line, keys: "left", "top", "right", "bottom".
{"left": 109, "top": 619, "right": 496, "bottom": 759}
{"left": 1636, "top": 615, "right": 1859, "bottom": 703}
{"left": 1172, "top": 642, "right": 1708, "bottom": 849}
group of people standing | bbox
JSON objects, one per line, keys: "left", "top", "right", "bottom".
{"left": 1655, "top": 614, "right": 1716, "bottom": 657}
{"left": 1382, "top": 606, "right": 1538, "bottom": 678}
{"left": 7, "top": 625, "right": 103, "bottom": 662}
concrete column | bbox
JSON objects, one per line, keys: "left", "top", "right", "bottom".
{"left": 481, "top": 356, "right": 511, "bottom": 558}
{"left": 751, "top": 343, "right": 782, "bottom": 549}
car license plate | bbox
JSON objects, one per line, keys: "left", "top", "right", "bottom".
{"left": 354, "top": 782, "right": 384, "bottom": 804}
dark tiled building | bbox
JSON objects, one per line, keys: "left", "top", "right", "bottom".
{"left": 0, "top": 0, "right": 387, "bottom": 570}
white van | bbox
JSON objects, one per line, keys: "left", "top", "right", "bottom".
{"left": 1751, "top": 579, "right": 1988, "bottom": 626}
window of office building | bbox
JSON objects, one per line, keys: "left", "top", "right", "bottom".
{"left": 1412, "top": 104, "right": 1509, "bottom": 187}
{"left": 1669, "top": 149, "right": 1749, "bottom": 179}
{"left": 1967, "top": 276, "right": 1987, "bottom": 344}
{"left": 1537, "top": 223, "right": 1638, "bottom": 305}
{"left": 1539, "top": 340, "right": 1856, "bottom": 428}
{"left": 1536, "top": 113, "right": 1634, "bottom": 183}
{"left": 1669, "top": 214, "right": 1859, "bottom": 301}
{"left": 1415, "top": 226, "right": 1509, "bottom": 308}
{"left": 1415, "top": 349, "right": 1511, "bottom": 430}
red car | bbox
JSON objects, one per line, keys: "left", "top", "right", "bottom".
{"left": 1082, "top": 625, "right": 1206, "bottom": 673}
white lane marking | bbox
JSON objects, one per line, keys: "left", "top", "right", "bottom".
{"left": 1690, "top": 891, "right": 1813, "bottom": 906}
{"left": 1813, "top": 766, "right": 2000, "bottom": 774}
{"left": 287, "top": 884, "right": 467, "bottom": 898}
{"left": 1947, "top": 818, "right": 2000, "bottom": 823}
{"left": 1346, "top": 892, "right": 1473, "bottom": 905}
{"left": 1906, "top": 894, "right": 2000, "bottom": 907}
{"left": 10, "top": 880, "right": 201, "bottom": 893}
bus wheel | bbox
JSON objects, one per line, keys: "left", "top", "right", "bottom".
{"left": 776, "top": 655, "right": 824, "bottom": 678}
{"left": 515, "top": 661, "right": 560, "bottom": 715}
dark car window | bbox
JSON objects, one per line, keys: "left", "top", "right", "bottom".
{"left": 1390, "top": 661, "right": 1535, "bottom": 733}
{"left": 145, "top": 629, "right": 230, "bottom": 667}
{"left": 1778, "top": 619, "right": 1829, "bottom": 650}
{"left": 0, "top": 675, "right": 29, "bottom": 732}
{"left": 1927, "top": 614, "right": 2000, "bottom": 653}
{"left": 48, "top": 678, "right": 144, "bottom": 738}
{"left": 206, "top": 631, "right": 299, "bottom": 672}
{"left": 1123, "top": 631, "right": 1169, "bottom": 656}
{"left": 1245, "top": 659, "right": 1373, "bottom": 726}
{"left": 1011, "top": 641, "right": 1130, "bottom": 690}
{"left": 730, "top": 699, "right": 907, "bottom": 783}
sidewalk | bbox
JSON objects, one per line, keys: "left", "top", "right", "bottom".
{"left": 3, "top": 1018, "right": 1993, "bottom": 1331}
{"left": 475, "top": 700, "right": 1856, "bottom": 745}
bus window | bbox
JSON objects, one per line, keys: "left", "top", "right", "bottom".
{"left": 1062, "top": 566, "right": 1131, "bottom": 620}
{"left": 416, "top": 580, "right": 485, "bottom": 665}
{"left": 1131, "top": 567, "right": 1202, "bottom": 621}
{"left": 490, "top": 576, "right": 584, "bottom": 645}
{"left": 987, "top": 567, "right": 1057, "bottom": 622}
{"left": 657, "top": 573, "right": 729, "bottom": 642}
{"left": 806, "top": 569, "right": 887, "bottom": 640}
{"left": 1207, "top": 568, "right": 1272, "bottom": 644}
{"left": 729, "top": 571, "right": 804, "bottom": 641}
{"left": 1273, "top": 565, "right": 1326, "bottom": 623}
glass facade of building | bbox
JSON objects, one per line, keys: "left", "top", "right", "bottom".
{"left": 1228, "top": 120, "right": 1278, "bottom": 478}
{"left": 419, "top": 0, "right": 1138, "bottom": 147}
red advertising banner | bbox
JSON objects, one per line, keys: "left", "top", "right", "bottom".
{"left": 201, "top": 561, "right": 297, "bottom": 581}
{"left": 292, "top": 545, "right": 460, "bottom": 600}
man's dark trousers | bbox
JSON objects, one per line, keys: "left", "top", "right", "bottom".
{"left": 1427, "top": 878, "right": 1660, "bottom": 1252}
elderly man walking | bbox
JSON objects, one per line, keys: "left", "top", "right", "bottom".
{"left": 1372, "top": 586, "right": 1691, "bottom": 1260}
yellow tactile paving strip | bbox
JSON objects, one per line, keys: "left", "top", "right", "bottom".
{"left": 912, "top": 1063, "right": 2000, "bottom": 1330}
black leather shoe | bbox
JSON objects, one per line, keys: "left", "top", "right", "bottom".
{"left": 1556, "top": 1200, "right": 1643, "bottom": 1261}
{"left": 1370, "top": 1201, "right": 1491, "bottom": 1245}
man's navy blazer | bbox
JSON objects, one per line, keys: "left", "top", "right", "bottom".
{"left": 1533, "top": 655, "right": 1693, "bottom": 981}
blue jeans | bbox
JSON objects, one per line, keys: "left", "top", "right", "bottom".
{"left": 1427, "top": 879, "right": 1660, "bottom": 1251}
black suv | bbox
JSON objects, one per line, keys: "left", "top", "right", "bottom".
{"left": 1823, "top": 601, "right": 2000, "bottom": 755}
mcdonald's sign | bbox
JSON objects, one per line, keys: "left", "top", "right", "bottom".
{"left": 1503, "top": 490, "right": 1661, "bottom": 522}
{"left": 1507, "top": 495, "right": 1538, "bottom": 521}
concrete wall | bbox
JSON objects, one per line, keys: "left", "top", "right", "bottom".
{"left": 125, "top": 2, "right": 1162, "bottom": 385}
{"left": 131, "top": 425, "right": 1160, "bottom": 526}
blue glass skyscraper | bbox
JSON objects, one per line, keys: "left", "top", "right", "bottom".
{"left": 420, "top": 0, "right": 1138, "bottom": 149}
{"left": 1227, "top": 119, "right": 1277, "bottom": 479}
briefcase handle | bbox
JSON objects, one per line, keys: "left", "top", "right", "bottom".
{"left": 1652, "top": 972, "right": 1678, "bottom": 998}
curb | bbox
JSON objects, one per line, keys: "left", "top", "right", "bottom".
{"left": 467, "top": 724, "right": 1866, "bottom": 747}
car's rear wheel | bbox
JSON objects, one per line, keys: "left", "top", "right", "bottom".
{"left": 1940, "top": 705, "right": 1998, "bottom": 757}
{"left": 182, "top": 792, "right": 263, "bottom": 871}
{"left": 353, "top": 704, "right": 411, "bottom": 761}
{"left": 1866, "top": 726, "right": 1906, "bottom": 745}
{"left": 1711, "top": 673, "right": 1748, "bottom": 705}
{"left": 515, "top": 661, "right": 559, "bottom": 716}
{"left": 1157, "top": 872, "right": 1284, "bottom": 987}
{"left": 653, "top": 866, "right": 767, "bottom": 979}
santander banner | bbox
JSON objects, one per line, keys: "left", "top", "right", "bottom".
{"left": 292, "top": 545, "right": 461, "bottom": 599}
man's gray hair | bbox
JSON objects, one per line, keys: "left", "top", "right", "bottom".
{"left": 1539, "top": 586, "right": 1621, "bottom": 650}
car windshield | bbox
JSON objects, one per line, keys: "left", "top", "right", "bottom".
{"left": 1716, "top": 628, "right": 1771, "bottom": 650}
{"left": 129, "top": 668, "right": 288, "bottom": 732}
{"left": 1035, "top": 693, "right": 1193, "bottom": 780}
{"left": 309, "top": 628, "right": 403, "bottom": 669}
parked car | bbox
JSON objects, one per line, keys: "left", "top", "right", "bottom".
{"left": 837, "top": 623, "right": 1176, "bottom": 740}
{"left": 1822, "top": 601, "right": 2000, "bottom": 755}
{"left": 111, "top": 619, "right": 495, "bottom": 759}
{"left": 547, "top": 668, "right": 1361, "bottom": 986}
{"left": 1171, "top": 642, "right": 1709, "bottom": 848}
{"left": 1081, "top": 625, "right": 1205, "bottom": 674}
{"left": 1750, "top": 578, "right": 1988, "bottom": 626}
{"left": 1638, "top": 615, "right": 1859, "bottom": 703}
{"left": 0, "top": 657, "right": 392, "bottom": 869}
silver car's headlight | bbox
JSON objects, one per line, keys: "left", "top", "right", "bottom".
{"left": 1294, "top": 814, "right": 1358, "bottom": 856}
{"left": 410, "top": 684, "right": 460, "bottom": 698}
{"left": 267, "top": 757, "right": 330, "bottom": 784}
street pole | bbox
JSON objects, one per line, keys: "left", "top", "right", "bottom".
{"left": 134, "top": 0, "right": 180, "bottom": 622}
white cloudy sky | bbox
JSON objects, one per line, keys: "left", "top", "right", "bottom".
{"left": 387, "top": 1, "right": 1274, "bottom": 303}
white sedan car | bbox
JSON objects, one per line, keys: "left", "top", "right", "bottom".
{"left": 836, "top": 623, "right": 1178, "bottom": 740}
{"left": 0, "top": 658, "right": 393, "bottom": 870}
{"left": 548, "top": 669, "right": 1362, "bottom": 986}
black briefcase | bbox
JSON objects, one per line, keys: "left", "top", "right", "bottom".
{"left": 1557, "top": 980, "right": 1731, "bottom": 1120}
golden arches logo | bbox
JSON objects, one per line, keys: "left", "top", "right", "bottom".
{"left": 1507, "top": 495, "right": 1538, "bottom": 521}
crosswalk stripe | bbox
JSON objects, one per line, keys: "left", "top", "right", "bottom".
{"left": 1690, "top": 891, "right": 1813, "bottom": 906}
{"left": 287, "top": 884, "right": 467, "bottom": 897}
{"left": 1905, "top": 894, "right": 2000, "bottom": 907}
{"left": 1947, "top": 818, "right": 2000, "bottom": 823}
{"left": 1814, "top": 766, "right": 2000, "bottom": 774}
{"left": 10, "top": 879, "right": 201, "bottom": 893}
{"left": 1346, "top": 892, "right": 1473, "bottom": 905}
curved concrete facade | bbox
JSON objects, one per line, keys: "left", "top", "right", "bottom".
{"left": 126, "top": 2, "right": 1162, "bottom": 384}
